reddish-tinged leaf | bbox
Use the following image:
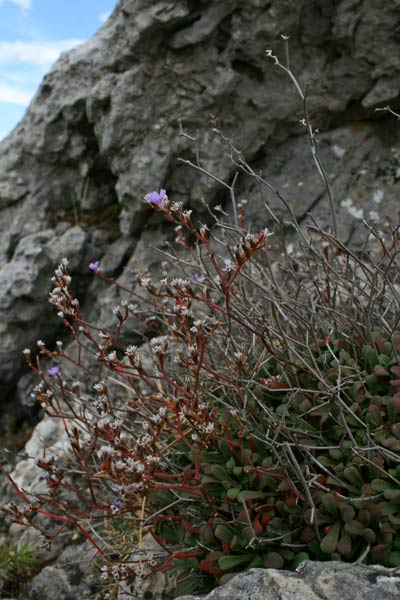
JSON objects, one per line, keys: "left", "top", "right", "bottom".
{"left": 337, "top": 530, "right": 352, "bottom": 556}
{"left": 262, "top": 512, "right": 272, "bottom": 526}
{"left": 263, "top": 552, "right": 284, "bottom": 568}
{"left": 198, "top": 559, "right": 222, "bottom": 576}
{"left": 253, "top": 514, "right": 264, "bottom": 536}
{"left": 389, "top": 379, "right": 400, "bottom": 391}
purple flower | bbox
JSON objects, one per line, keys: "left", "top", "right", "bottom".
{"left": 191, "top": 272, "right": 200, "bottom": 282}
{"left": 89, "top": 260, "right": 100, "bottom": 271}
{"left": 145, "top": 189, "right": 167, "bottom": 205}
{"left": 47, "top": 366, "right": 60, "bottom": 376}
{"left": 111, "top": 500, "right": 123, "bottom": 513}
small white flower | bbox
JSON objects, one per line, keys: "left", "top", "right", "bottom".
{"left": 140, "top": 276, "right": 152, "bottom": 288}
{"left": 176, "top": 305, "right": 191, "bottom": 316}
{"left": 97, "top": 415, "right": 113, "bottom": 429}
{"left": 137, "top": 433, "right": 152, "bottom": 446}
{"left": 57, "top": 311, "right": 64, "bottom": 319}
{"left": 107, "top": 351, "right": 117, "bottom": 361}
{"left": 340, "top": 198, "right": 364, "bottom": 220}
{"left": 37, "top": 340, "right": 45, "bottom": 348}
{"left": 368, "top": 210, "right": 380, "bottom": 223}
{"left": 125, "top": 345, "right": 137, "bottom": 355}
{"left": 22, "top": 348, "right": 31, "bottom": 356}
{"left": 150, "top": 336, "right": 168, "bottom": 353}
{"left": 97, "top": 445, "right": 113, "bottom": 459}
{"left": 171, "top": 277, "right": 189, "bottom": 288}
{"left": 223, "top": 258, "right": 235, "bottom": 272}
{"left": 61, "top": 257, "right": 69, "bottom": 266}
{"left": 373, "top": 189, "right": 384, "bottom": 204}
{"left": 202, "top": 422, "right": 214, "bottom": 434}
{"left": 147, "top": 455, "right": 160, "bottom": 464}
{"left": 133, "top": 355, "right": 142, "bottom": 368}
{"left": 170, "top": 201, "right": 183, "bottom": 211}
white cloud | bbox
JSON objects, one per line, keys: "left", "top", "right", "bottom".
{"left": 12, "top": 0, "right": 32, "bottom": 8}
{"left": 0, "top": 39, "right": 83, "bottom": 67}
{"left": 99, "top": 11, "right": 111, "bottom": 23}
{"left": 0, "top": 0, "right": 32, "bottom": 10}
{"left": 0, "top": 79, "right": 31, "bottom": 104}
{"left": 0, "top": 130, "right": 6, "bottom": 140}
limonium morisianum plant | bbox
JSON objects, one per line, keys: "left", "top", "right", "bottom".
{"left": 2, "top": 45, "right": 400, "bottom": 595}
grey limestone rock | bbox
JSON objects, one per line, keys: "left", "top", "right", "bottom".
{"left": 18, "top": 540, "right": 98, "bottom": 600}
{"left": 176, "top": 562, "right": 400, "bottom": 600}
{"left": 0, "top": 0, "right": 400, "bottom": 418}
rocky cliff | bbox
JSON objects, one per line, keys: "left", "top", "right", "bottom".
{"left": 1, "top": 0, "right": 400, "bottom": 421}
{"left": 1, "top": 1, "right": 400, "bottom": 598}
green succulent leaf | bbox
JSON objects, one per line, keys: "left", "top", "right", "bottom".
{"left": 371, "top": 479, "right": 393, "bottom": 493}
{"left": 388, "top": 551, "right": 400, "bottom": 567}
{"left": 383, "top": 489, "right": 400, "bottom": 502}
{"left": 226, "top": 487, "right": 242, "bottom": 500}
{"left": 336, "top": 529, "right": 352, "bottom": 556}
{"left": 343, "top": 466, "right": 364, "bottom": 487}
{"left": 218, "top": 554, "right": 253, "bottom": 571}
{"left": 214, "top": 524, "right": 234, "bottom": 543}
{"left": 339, "top": 504, "right": 355, "bottom": 522}
{"left": 322, "top": 493, "right": 339, "bottom": 517}
{"left": 344, "top": 520, "right": 365, "bottom": 537}
{"left": 320, "top": 522, "right": 340, "bottom": 554}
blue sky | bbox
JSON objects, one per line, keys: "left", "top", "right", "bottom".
{"left": 0, "top": 0, "right": 117, "bottom": 139}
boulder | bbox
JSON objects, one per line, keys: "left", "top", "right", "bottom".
{"left": 176, "top": 562, "right": 400, "bottom": 600}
